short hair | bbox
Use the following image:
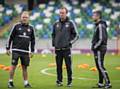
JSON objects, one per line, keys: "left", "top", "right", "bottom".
{"left": 92, "top": 10, "right": 102, "bottom": 18}
{"left": 21, "top": 11, "right": 29, "bottom": 16}
{"left": 60, "top": 7, "right": 68, "bottom": 14}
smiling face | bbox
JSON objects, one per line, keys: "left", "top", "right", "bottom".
{"left": 21, "top": 11, "right": 29, "bottom": 24}
{"left": 59, "top": 7, "right": 68, "bottom": 21}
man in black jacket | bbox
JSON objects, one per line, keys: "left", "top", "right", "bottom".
{"left": 91, "top": 10, "right": 112, "bottom": 89}
{"left": 6, "top": 11, "right": 35, "bottom": 88}
{"left": 52, "top": 7, "right": 79, "bottom": 87}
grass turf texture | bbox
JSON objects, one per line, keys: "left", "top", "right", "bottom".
{"left": 0, "top": 54, "right": 120, "bottom": 89}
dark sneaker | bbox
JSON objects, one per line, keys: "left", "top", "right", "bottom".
{"left": 67, "top": 82, "right": 72, "bottom": 87}
{"left": 8, "top": 81, "right": 14, "bottom": 88}
{"left": 56, "top": 81, "right": 63, "bottom": 87}
{"left": 104, "top": 84, "right": 112, "bottom": 89}
{"left": 24, "top": 83, "right": 32, "bottom": 88}
{"left": 92, "top": 83, "right": 104, "bottom": 88}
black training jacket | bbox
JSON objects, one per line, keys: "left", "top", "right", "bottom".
{"left": 91, "top": 20, "right": 108, "bottom": 50}
{"left": 6, "top": 22, "right": 35, "bottom": 53}
{"left": 52, "top": 17, "right": 79, "bottom": 49}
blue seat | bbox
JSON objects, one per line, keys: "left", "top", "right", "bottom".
{"left": 3, "top": 15, "right": 11, "bottom": 24}
{"left": 79, "top": 30, "right": 86, "bottom": 38}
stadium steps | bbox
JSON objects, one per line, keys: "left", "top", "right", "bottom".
{"left": 0, "top": 15, "right": 20, "bottom": 38}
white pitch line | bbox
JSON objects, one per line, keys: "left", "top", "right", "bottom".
{"left": 41, "top": 67, "right": 56, "bottom": 76}
{"left": 41, "top": 67, "right": 120, "bottom": 83}
{"left": 40, "top": 67, "right": 96, "bottom": 80}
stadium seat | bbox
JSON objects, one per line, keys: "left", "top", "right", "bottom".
{"left": 1, "top": 0, "right": 120, "bottom": 39}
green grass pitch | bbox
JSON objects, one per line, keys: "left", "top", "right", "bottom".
{"left": 0, "top": 54, "right": 120, "bottom": 89}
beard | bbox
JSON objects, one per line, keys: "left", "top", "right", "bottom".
{"left": 60, "top": 16, "right": 66, "bottom": 21}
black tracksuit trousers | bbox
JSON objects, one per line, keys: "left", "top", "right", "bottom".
{"left": 55, "top": 48, "right": 72, "bottom": 83}
{"left": 93, "top": 49, "right": 111, "bottom": 85}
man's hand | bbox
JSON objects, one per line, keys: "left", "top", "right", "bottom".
{"left": 29, "top": 53, "right": 34, "bottom": 58}
{"left": 91, "top": 46, "right": 94, "bottom": 50}
{"left": 6, "top": 49, "right": 11, "bottom": 56}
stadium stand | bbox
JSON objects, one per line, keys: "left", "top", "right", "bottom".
{"left": 0, "top": 3, "right": 26, "bottom": 37}
{"left": 0, "top": 4, "right": 26, "bottom": 26}
{"left": 30, "top": 0, "right": 120, "bottom": 39}
{"left": 0, "top": 0, "right": 120, "bottom": 39}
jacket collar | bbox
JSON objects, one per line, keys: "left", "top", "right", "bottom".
{"left": 95, "top": 19, "right": 101, "bottom": 26}
{"left": 20, "top": 21, "right": 29, "bottom": 26}
{"left": 59, "top": 17, "right": 69, "bottom": 23}
{"left": 95, "top": 19, "right": 107, "bottom": 27}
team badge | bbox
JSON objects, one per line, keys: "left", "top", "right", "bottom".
{"left": 27, "top": 28, "right": 30, "bottom": 32}
{"left": 56, "top": 24, "right": 59, "bottom": 28}
{"left": 68, "top": 54, "right": 71, "bottom": 57}
{"left": 65, "top": 24, "right": 69, "bottom": 27}
{"left": 12, "top": 60, "right": 15, "bottom": 64}
{"left": 65, "top": 23, "right": 69, "bottom": 27}
{"left": 19, "top": 28, "right": 22, "bottom": 30}
{"left": 23, "top": 32, "right": 26, "bottom": 36}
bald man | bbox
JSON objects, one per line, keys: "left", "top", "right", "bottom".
{"left": 6, "top": 11, "right": 35, "bottom": 88}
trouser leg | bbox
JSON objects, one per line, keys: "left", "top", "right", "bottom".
{"left": 55, "top": 50, "right": 63, "bottom": 82}
{"left": 64, "top": 49, "right": 72, "bottom": 83}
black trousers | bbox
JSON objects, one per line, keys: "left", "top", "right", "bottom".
{"left": 55, "top": 48, "right": 72, "bottom": 83}
{"left": 93, "top": 49, "right": 111, "bottom": 85}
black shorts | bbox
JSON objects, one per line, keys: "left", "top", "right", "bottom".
{"left": 11, "top": 52, "right": 30, "bottom": 66}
